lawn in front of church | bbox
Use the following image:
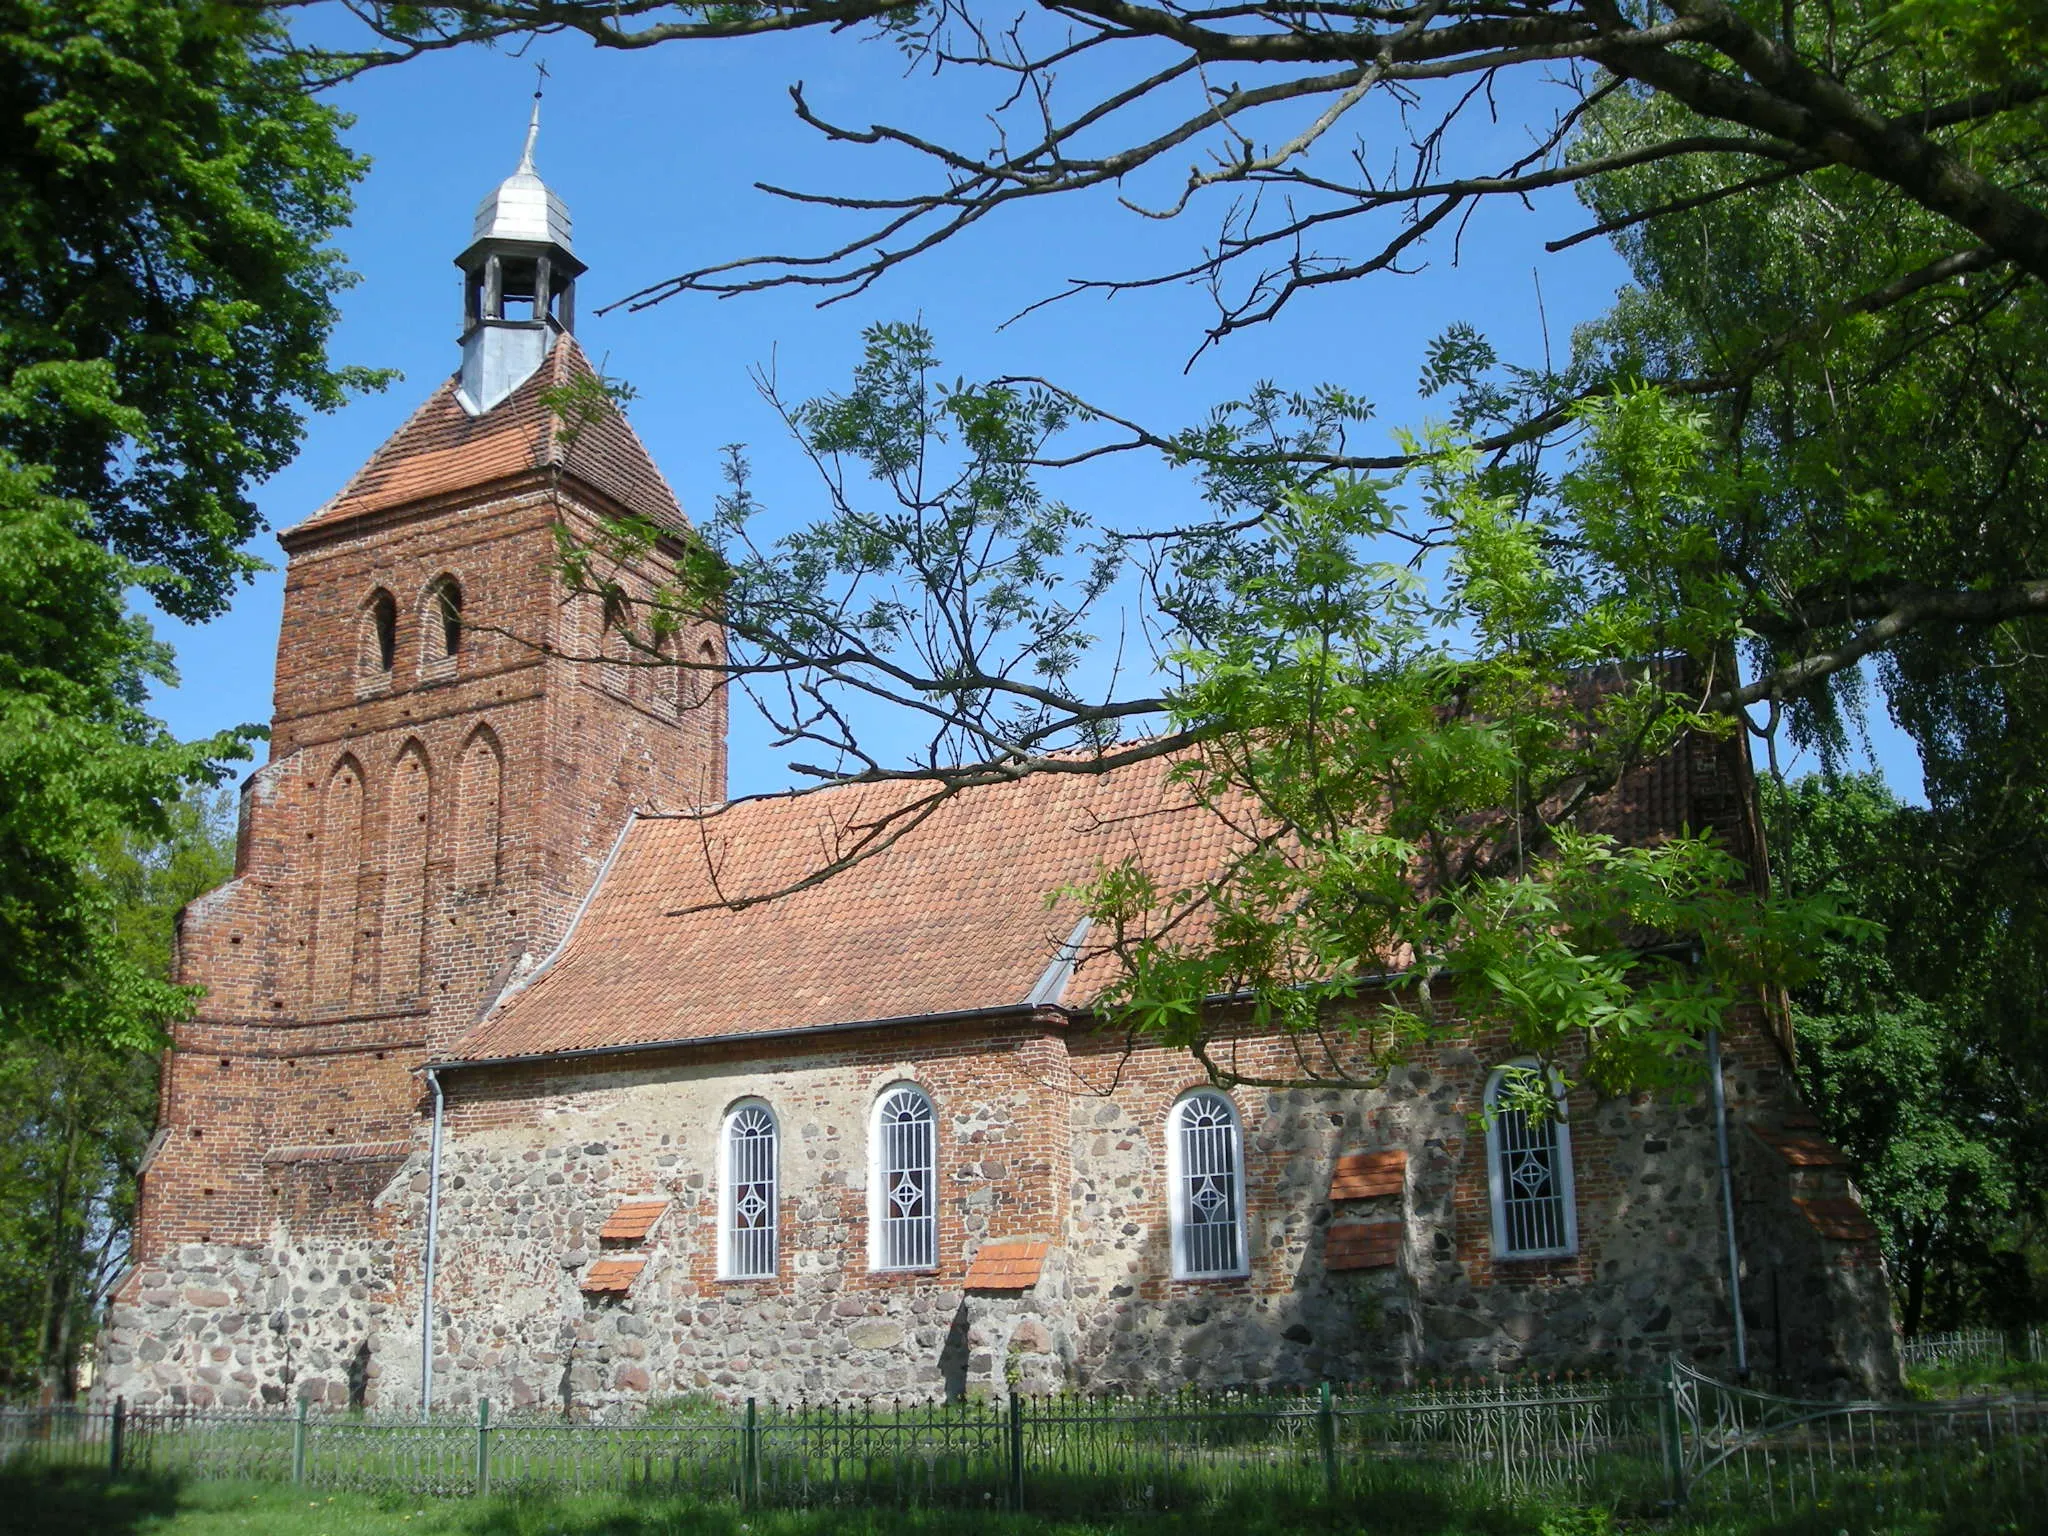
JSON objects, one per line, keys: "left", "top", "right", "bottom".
{"left": 0, "top": 1467, "right": 2018, "bottom": 1536}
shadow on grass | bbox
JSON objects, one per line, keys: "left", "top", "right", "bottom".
{"left": 0, "top": 1464, "right": 183, "bottom": 1534}
{"left": 0, "top": 1468, "right": 1566, "bottom": 1536}
{"left": 433, "top": 1485, "right": 1559, "bottom": 1536}
{"left": 1, "top": 1467, "right": 2029, "bottom": 1536}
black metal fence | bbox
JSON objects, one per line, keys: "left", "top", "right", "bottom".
{"left": 2, "top": 1367, "right": 2042, "bottom": 1521}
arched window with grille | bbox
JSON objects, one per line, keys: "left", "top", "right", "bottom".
{"left": 1484, "top": 1062, "right": 1579, "bottom": 1259}
{"left": 719, "top": 1101, "right": 778, "bottom": 1279}
{"left": 870, "top": 1084, "right": 936, "bottom": 1271}
{"left": 1167, "top": 1089, "right": 1248, "bottom": 1279}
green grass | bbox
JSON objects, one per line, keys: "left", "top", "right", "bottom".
{"left": 0, "top": 1468, "right": 2036, "bottom": 1536}
{"left": 1905, "top": 1358, "right": 2048, "bottom": 1398}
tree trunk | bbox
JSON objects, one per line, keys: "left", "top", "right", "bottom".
{"left": 1901, "top": 1220, "right": 1932, "bottom": 1337}
{"left": 34, "top": 1078, "right": 82, "bottom": 1404}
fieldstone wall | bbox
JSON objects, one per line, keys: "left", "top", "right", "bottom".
{"left": 99, "top": 1237, "right": 404, "bottom": 1409}
{"left": 1061, "top": 1031, "right": 1765, "bottom": 1389}
{"left": 99, "top": 1012, "right": 1898, "bottom": 1414}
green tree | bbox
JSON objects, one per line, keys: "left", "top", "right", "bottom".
{"left": 307, "top": 2, "right": 2047, "bottom": 1124}
{"left": 1766, "top": 774, "right": 2048, "bottom": 1334}
{"left": 0, "top": 0, "right": 378, "bottom": 1045}
{"left": 274, "top": 2, "right": 2045, "bottom": 747}
{"left": 0, "top": 791, "right": 235, "bottom": 1400}
{"left": 4, "top": 0, "right": 383, "bottom": 616}
{"left": 573, "top": 325, "right": 1853, "bottom": 1100}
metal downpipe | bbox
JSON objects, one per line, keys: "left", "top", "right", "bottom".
{"left": 1707, "top": 1030, "right": 1750, "bottom": 1377}
{"left": 420, "top": 1067, "right": 446, "bottom": 1419}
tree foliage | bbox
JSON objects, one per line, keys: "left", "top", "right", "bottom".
{"left": 291, "top": 1, "right": 2048, "bottom": 1121}
{"left": 0, "top": 0, "right": 375, "bottom": 1045}
{"left": 3, "top": 0, "right": 386, "bottom": 617}
{"left": 290, "top": 1, "right": 2048, "bottom": 802}
{"left": 572, "top": 325, "right": 1855, "bottom": 1100}
{"left": 284, "top": 2, "right": 2048, "bottom": 340}
{"left": 1768, "top": 773, "right": 2048, "bottom": 1333}
{"left": 0, "top": 791, "right": 234, "bottom": 1399}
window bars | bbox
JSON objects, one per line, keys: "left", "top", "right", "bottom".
{"left": 1173, "top": 1091, "right": 1245, "bottom": 1278}
{"left": 723, "top": 1104, "right": 778, "bottom": 1279}
{"left": 1486, "top": 1066, "right": 1577, "bottom": 1258}
{"left": 875, "top": 1086, "right": 936, "bottom": 1270}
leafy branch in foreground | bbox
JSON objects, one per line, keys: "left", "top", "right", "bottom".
{"left": 559, "top": 329, "right": 1860, "bottom": 1098}
{"left": 1072, "top": 417, "right": 1861, "bottom": 1103}
{"left": 280, "top": 1, "right": 2048, "bottom": 819}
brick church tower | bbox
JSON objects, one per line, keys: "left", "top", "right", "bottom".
{"left": 133, "top": 112, "right": 724, "bottom": 1271}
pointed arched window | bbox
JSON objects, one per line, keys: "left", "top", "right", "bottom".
{"left": 871, "top": 1084, "right": 936, "bottom": 1271}
{"left": 719, "top": 1101, "right": 779, "bottom": 1280}
{"left": 1484, "top": 1062, "right": 1578, "bottom": 1259}
{"left": 360, "top": 589, "right": 397, "bottom": 677}
{"left": 423, "top": 575, "right": 463, "bottom": 663}
{"left": 1168, "top": 1089, "right": 1248, "bottom": 1279}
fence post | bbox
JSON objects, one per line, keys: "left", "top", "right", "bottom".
{"left": 108, "top": 1396, "right": 125, "bottom": 1477}
{"left": 475, "top": 1396, "right": 491, "bottom": 1498}
{"left": 292, "top": 1396, "right": 308, "bottom": 1487}
{"left": 1657, "top": 1357, "right": 1686, "bottom": 1508}
{"left": 1318, "top": 1380, "right": 1337, "bottom": 1500}
{"left": 1008, "top": 1393, "right": 1026, "bottom": 1512}
{"left": 743, "top": 1397, "right": 760, "bottom": 1508}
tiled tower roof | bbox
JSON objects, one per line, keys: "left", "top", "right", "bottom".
{"left": 285, "top": 335, "right": 685, "bottom": 543}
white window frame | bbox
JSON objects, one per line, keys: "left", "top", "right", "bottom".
{"left": 717, "top": 1099, "right": 779, "bottom": 1280}
{"left": 868, "top": 1083, "right": 938, "bottom": 1272}
{"left": 1484, "top": 1060, "right": 1579, "bottom": 1260}
{"left": 1166, "top": 1089, "right": 1250, "bottom": 1280}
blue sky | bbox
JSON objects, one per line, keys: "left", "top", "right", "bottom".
{"left": 144, "top": 30, "right": 1924, "bottom": 800}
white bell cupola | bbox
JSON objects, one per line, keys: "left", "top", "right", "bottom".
{"left": 455, "top": 96, "right": 586, "bottom": 414}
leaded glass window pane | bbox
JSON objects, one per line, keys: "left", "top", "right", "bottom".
{"left": 1487, "top": 1066, "right": 1576, "bottom": 1257}
{"left": 724, "top": 1104, "right": 777, "bottom": 1278}
{"left": 876, "top": 1087, "right": 935, "bottom": 1270}
{"left": 1175, "top": 1092, "right": 1244, "bottom": 1277}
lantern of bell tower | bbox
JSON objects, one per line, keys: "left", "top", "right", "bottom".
{"left": 455, "top": 96, "right": 586, "bottom": 414}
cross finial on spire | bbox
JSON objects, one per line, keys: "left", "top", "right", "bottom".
{"left": 517, "top": 60, "right": 549, "bottom": 174}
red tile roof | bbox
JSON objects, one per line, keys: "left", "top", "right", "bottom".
{"left": 1325, "top": 1223, "right": 1402, "bottom": 1271}
{"left": 1329, "top": 1150, "right": 1406, "bottom": 1201}
{"left": 580, "top": 1257, "right": 646, "bottom": 1295}
{"left": 448, "top": 691, "right": 1745, "bottom": 1065}
{"left": 262, "top": 1140, "right": 413, "bottom": 1165}
{"left": 452, "top": 755, "right": 1258, "bottom": 1061}
{"left": 1754, "top": 1127, "right": 1852, "bottom": 1168}
{"left": 1795, "top": 1197, "right": 1878, "bottom": 1243}
{"left": 599, "top": 1200, "right": 669, "bottom": 1244}
{"left": 286, "top": 335, "right": 686, "bottom": 541}
{"left": 964, "top": 1240, "right": 1050, "bottom": 1291}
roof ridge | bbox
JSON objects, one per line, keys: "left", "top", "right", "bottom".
{"left": 538, "top": 331, "right": 584, "bottom": 470}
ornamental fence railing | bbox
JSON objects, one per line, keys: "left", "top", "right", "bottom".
{"left": 2, "top": 1367, "right": 2044, "bottom": 1522}
{"left": 1899, "top": 1326, "right": 2048, "bottom": 1370}
{"left": 1668, "top": 1358, "right": 2048, "bottom": 1522}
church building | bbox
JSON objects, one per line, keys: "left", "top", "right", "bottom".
{"left": 99, "top": 121, "right": 1898, "bottom": 1415}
